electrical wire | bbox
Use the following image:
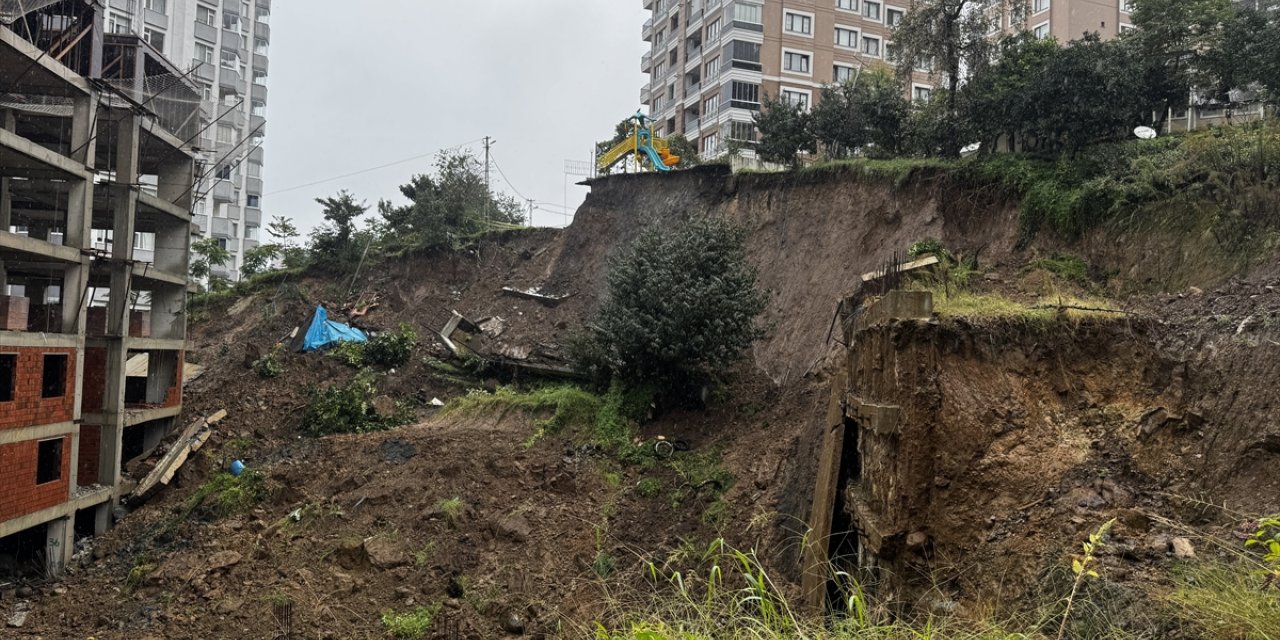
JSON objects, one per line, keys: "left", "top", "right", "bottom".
{"left": 264, "top": 137, "right": 486, "bottom": 197}
{"left": 489, "top": 155, "right": 530, "bottom": 203}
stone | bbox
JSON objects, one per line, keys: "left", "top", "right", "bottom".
{"left": 7, "top": 610, "right": 28, "bottom": 628}
{"left": 906, "top": 531, "right": 929, "bottom": 551}
{"left": 207, "top": 551, "right": 242, "bottom": 571}
{"left": 1171, "top": 537, "right": 1196, "bottom": 559}
{"left": 363, "top": 537, "right": 408, "bottom": 569}
{"left": 15, "top": 586, "right": 33, "bottom": 598}
{"left": 444, "top": 598, "right": 461, "bottom": 610}
{"left": 492, "top": 514, "right": 532, "bottom": 543}
{"left": 380, "top": 438, "right": 417, "bottom": 464}
{"left": 502, "top": 612, "right": 525, "bottom": 635}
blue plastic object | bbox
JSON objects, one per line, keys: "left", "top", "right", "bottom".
{"left": 301, "top": 305, "right": 368, "bottom": 352}
{"left": 229, "top": 459, "right": 245, "bottom": 477}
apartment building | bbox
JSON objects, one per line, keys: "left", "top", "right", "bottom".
{"left": 642, "top": 0, "right": 924, "bottom": 159}
{"left": 640, "top": 0, "right": 1147, "bottom": 158}
{"left": 101, "top": 0, "right": 271, "bottom": 281}
{"left": 0, "top": 0, "right": 194, "bottom": 576}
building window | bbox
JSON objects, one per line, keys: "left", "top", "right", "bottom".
{"left": 703, "top": 132, "right": 720, "bottom": 154}
{"left": 199, "top": 82, "right": 213, "bottom": 101}
{"left": 836, "top": 0, "right": 859, "bottom": 11}
{"left": 705, "top": 56, "right": 720, "bottom": 78}
{"left": 196, "top": 42, "right": 214, "bottom": 64}
{"left": 730, "top": 40, "right": 761, "bottom": 70}
{"left": 863, "top": 1, "right": 882, "bottom": 21}
{"left": 835, "top": 27, "right": 858, "bottom": 48}
{"left": 704, "top": 94, "right": 720, "bottom": 115}
{"left": 1121, "top": 0, "right": 1133, "bottom": 12}
{"left": 247, "top": 194, "right": 261, "bottom": 208}
{"left": 144, "top": 27, "right": 165, "bottom": 51}
{"left": 256, "top": 7, "right": 269, "bottom": 24}
{"left": 247, "top": 161, "right": 262, "bottom": 178}
{"left": 36, "top": 438, "right": 63, "bottom": 485}
{"left": 216, "top": 124, "right": 236, "bottom": 144}
{"left": 196, "top": 4, "right": 216, "bottom": 25}
{"left": 144, "top": 0, "right": 166, "bottom": 13}
{"left": 913, "top": 85, "right": 933, "bottom": 102}
{"left": 727, "top": 120, "right": 756, "bottom": 142}
{"left": 253, "top": 71, "right": 267, "bottom": 85}
{"left": 733, "top": 2, "right": 763, "bottom": 25}
{"left": 1033, "top": 0, "right": 1049, "bottom": 13}
{"left": 782, "top": 89, "right": 810, "bottom": 109}
{"left": 862, "top": 35, "right": 881, "bottom": 57}
{"left": 223, "top": 12, "right": 239, "bottom": 30}
{"left": 784, "top": 12, "right": 813, "bottom": 35}
{"left": 107, "top": 12, "right": 130, "bottom": 34}
{"left": 1033, "top": 21, "right": 1050, "bottom": 38}
{"left": 886, "top": 42, "right": 900, "bottom": 63}
{"left": 886, "top": 8, "right": 905, "bottom": 27}
{"left": 706, "top": 18, "right": 721, "bottom": 41}
{"left": 252, "top": 100, "right": 266, "bottom": 116}
{"left": 730, "top": 81, "right": 760, "bottom": 108}
{"left": 41, "top": 354, "right": 67, "bottom": 398}
{"left": 221, "top": 50, "right": 238, "bottom": 69}
{"left": 0, "top": 354, "right": 14, "bottom": 402}
{"left": 254, "top": 38, "right": 269, "bottom": 54}
{"left": 1119, "top": 23, "right": 1136, "bottom": 34}
{"left": 834, "top": 64, "right": 855, "bottom": 83}
{"left": 783, "top": 51, "right": 811, "bottom": 74}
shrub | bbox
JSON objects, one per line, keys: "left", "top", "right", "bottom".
{"left": 301, "top": 370, "right": 412, "bottom": 436}
{"left": 328, "top": 342, "right": 365, "bottom": 368}
{"left": 381, "top": 606, "right": 439, "bottom": 640}
{"left": 579, "top": 218, "right": 768, "bottom": 403}
{"left": 180, "top": 471, "right": 265, "bottom": 519}
{"left": 252, "top": 344, "right": 286, "bottom": 378}
{"left": 364, "top": 323, "right": 417, "bottom": 368}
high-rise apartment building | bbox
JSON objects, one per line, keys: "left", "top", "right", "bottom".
{"left": 640, "top": 0, "right": 1137, "bottom": 158}
{"left": 103, "top": 0, "right": 271, "bottom": 280}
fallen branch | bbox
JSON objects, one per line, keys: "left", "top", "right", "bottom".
{"left": 1028, "top": 304, "right": 1144, "bottom": 316}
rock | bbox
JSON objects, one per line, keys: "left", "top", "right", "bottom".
{"left": 502, "top": 612, "right": 525, "bottom": 635}
{"left": 363, "top": 537, "right": 407, "bottom": 569}
{"left": 207, "top": 550, "right": 242, "bottom": 571}
{"left": 444, "top": 598, "right": 461, "bottom": 610}
{"left": 380, "top": 438, "right": 417, "bottom": 464}
{"left": 1187, "top": 286, "right": 1204, "bottom": 296}
{"left": 1171, "top": 537, "right": 1196, "bottom": 559}
{"left": 492, "top": 515, "right": 532, "bottom": 543}
{"left": 906, "top": 531, "right": 929, "bottom": 551}
{"left": 371, "top": 396, "right": 398, "bottom": 419}
{"left": 334, "top": 538, "right": 370, "bottom": 570}
{"left": 15, "top": 586, "right": 33, "bottom": 598}
{"left": 7, "top": 610, "right": 28, "bottom": 628}
{"left": 214, "top": 597, "right": 244, "bottom": 613}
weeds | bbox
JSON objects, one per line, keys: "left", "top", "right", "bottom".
{"left": 1030, "top": 254, "right": 1090, "bottom": 284}
{"left": 636, "top": 478, "right": 663, "bottom": 499}
{"left": 179, "top": 471, "right": 265, "bottom": 520}
{"left": 328, "top": 341, "right": 365, "bottom": 367}
{"left": 437, "top": 497, "right": 464, "bottom": 526}
{"left": 1057, "top": 519, "right": 1114, "bottom": 640}
{"left": 123, "top": 555, "right": 156, "bottom": 595}
{"left": 381, "top": 605, "right": 439, "bottom": 640}
{"left": 1168, "top": 561, "right": 1280, "bottom": 639}
{"left": 252, "top": 344, "right": 286, "bottom": 378}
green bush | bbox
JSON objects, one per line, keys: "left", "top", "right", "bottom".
{"left": 364, "top": 323, "right": 418, "bottom": 367}
{"left": 328, "top": 341, "right": 366, "bottom": 367}
{"left": 252, "top": 344, "right": 286, "bottom": 378}
{"left": 301, "top": 370, "right": 412, "bottom": 436}
{"left": 381, "top": 606, "right": 439, "bottom": 640}
{"left": 577, "top": 218, "right": 768, "bottom": 403}
{"left": 180, "top": 471, "right": 265, "bottom": 519}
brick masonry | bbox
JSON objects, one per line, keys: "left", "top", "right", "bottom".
{"left": 82, "top": 347, "right": 106, "bottom": 413}
{"left": 0, "top": 435, "right": 71, "bottom": 522}
{"left": 78, "top": 425, "right": 100, "bottom": 487}
{"left": 0, "top": 347, "right": 77, "bottom": 430}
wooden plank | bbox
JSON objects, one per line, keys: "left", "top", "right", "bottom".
{"left": 130, "top": 410, "right": 225, "bottom": 500}
{"left": 801, "top": 370, "right": 849, "bottom": 613}
{"left": 860, "top": 255, "right": 939, "bottom": 282}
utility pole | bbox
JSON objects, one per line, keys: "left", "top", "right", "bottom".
{"left": 527, "top": 198, "right": 534, "bottom": 226}
{"left": 482, "top": 136, "right": 494, "bottom": 225}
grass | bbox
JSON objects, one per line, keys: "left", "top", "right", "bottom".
{"left": 381, "top": 605, "right": 439, "bottom": 639}
{"left": 636, "top": 478, "right": 664, "bottom": 499}
{"left": 1029, "top": 254, "right": 1090, "bottom": 284}
{"left": 1168, "top": 561, "right": 1280, "bottom": 639}
{"left": 437, "top": 497, "right": 464, "bottom": 526}
{"left": 179, "top": 471, "right": 265, "bottom": 520}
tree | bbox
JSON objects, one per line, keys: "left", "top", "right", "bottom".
{"left": 753, "top": 94, "right": 815, "bottom": 168}
{"left": 190, "top": 236, "right": 231, "bottom": 288}
{"left": 1201, "top": 3, "right": 1280, "bottom": 105}
{"left": 1128, "top": 0, "right": 1233, "bottom": 119}
{"left": 378, "top": 150, "right": 525, "bottom": 251}
{"left": 240, "top": 243, "right": 279, "bottom": 278}
{"left": 812, "top": 70, "right": 910, "bottom": 158}
{"left": 310, "top": 190, "right": 369, "bottom": 267}
{"left": 892, "top": 0, "right": 1008, "bottom": 156}
{"left": 595, "top": 119, "right": 632, "bottom": 176}
{"left": 961, "top": 33, "right": 1062, "bottom": 152}
{"left": 266, "top": 215, "right": 307, "bottom": 268}
{"left": 580, "top": 218, "right": 768, "bottom": 403}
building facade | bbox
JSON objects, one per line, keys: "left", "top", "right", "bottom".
{"left": 640, "top": 0, "right": 1140, "bottom": 159}
{"left": 0, "top": 0, "right": 194, "bottom": 576}
{"left": 102, "top": 0, "right": 270, "bottom": 280}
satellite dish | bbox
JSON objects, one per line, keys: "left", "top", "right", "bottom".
{"left": 960, "top": 142, "right": 981, "bottom": 155}
{"left": 1134, "top": 126, "right": 1157, "bottom": 140}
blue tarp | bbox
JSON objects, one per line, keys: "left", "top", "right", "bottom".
{"left": 301, "top": 305, "right": 368, "bottom": 352}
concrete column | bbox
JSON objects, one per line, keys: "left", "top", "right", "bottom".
{"left": 149, "top": 284, "right": 185, "bottom": 341}
{"left": 108, "top": 116, "right": 139, "bottom": 338}
{"left": 44, "top": 517, "right": 73, "bottom": 577}
{"left": 153, "top": 218, "right": 189, "bottom": 277}
{"left": 145, "top": 350, "right": 177, "bottom": 404}
{"left": 93, "top": 503, "right": 110, "bottom": 535}
{"left": 157, "top": 155, "right": 195, "bottom": 211}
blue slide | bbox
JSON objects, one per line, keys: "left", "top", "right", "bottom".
{"left": 638, "top": 140, "right": 673, "bottom": 172}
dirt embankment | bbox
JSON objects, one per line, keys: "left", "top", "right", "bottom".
{"left": 12, "top": 166, "right": 1280, "bottom": 638}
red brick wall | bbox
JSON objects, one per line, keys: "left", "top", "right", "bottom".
{"left": 0, "top": 347, "right": 77, "bottom": 430}
{"left": 81, "top": 347, "right": 106, "bottom": 414}
{"left": 0, "top": 436, "right": 71, "bottom": 521}
{"left": 162, "top": 350, "right": 185, "bottom": 408}
{"left": 78, "top": 425, "right": 100, "bottom": 487}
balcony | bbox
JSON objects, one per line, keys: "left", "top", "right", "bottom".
{"left": 640, "top": 82, "right": 651, "bottom": 101}
{"left": 194, "top": 20, "right": 218, "bottom": 43}
{"left": 250, "top": 114, "right": 266, "bottom": 135}
{"left": 643, "top": 17, "right": 654, "bottom": 41}
{"left": 211, "top": 180, "right": 238, "bottom": 203}
{"left": 222, "top": 0, "right": 240, "bottom": 12}
{"left": 245, "top": 207, "right": 262, "bottom": 227}
{"left": 685, "top": 81, "right": 701, "bottom": 95}
{"left": 644, "top": 0, "right": 654, "bottom": 9}
{"left": 211, "top": 217, "right": 233, "bottom": 238}
{"left": 684, "top": 117, "right": 700, "bottom": 132}
{"left": 642, "top": 50, "right": 653, "bottom": 72}
{"left": 143, "top": 8, "right": 167, "bottom": 27}
{"left": 255, "top": 21, "right": 270, "bottom": 41}
{"left": 251, "top": 82, "right": 268, "bottom": 102}
{"left": 245, "top": 177, "right": 264, "bottom": 195}
{"left": 252, "top": 53, "right": 268, "bottom": 72}
{"left": 256, "top": 0, "right": 270, "bottom": 7}
{"left": 191, "top": 58, "right": 215, "bottom": 82}
{"left": 221, "top": 29, "right": 244, "bottom": 51}
{"left": 192, "top": 214, "right": 210, "bottom": 234}
{"left": 218, "top": 67, "right": 241, "bottom": 90}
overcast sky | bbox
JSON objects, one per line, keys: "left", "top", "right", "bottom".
{"left": 262, "top": 1, "right": 648, "bottom": 235}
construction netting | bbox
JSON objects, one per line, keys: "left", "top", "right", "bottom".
{"left": 0, "top": 0, "right": 64, "bottom": 24}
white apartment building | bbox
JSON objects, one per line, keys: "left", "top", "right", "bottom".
{"left": 103, "top": 0, "right": 271, "bottom": 281}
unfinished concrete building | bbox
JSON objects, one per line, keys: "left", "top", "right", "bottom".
{"left": 0, "top": 0, "right": 196, "bottom": 577}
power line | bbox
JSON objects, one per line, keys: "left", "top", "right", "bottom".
{"left": 490, "top": 155, "right": 531, "bottom": 203}
{"left": 264, "top": 137, "right": 485, "bottom": 197}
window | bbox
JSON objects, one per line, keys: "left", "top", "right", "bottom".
{"left": 41, "top": 354, "right": 67, "bottom": 398}
{"left": 886, "top": 42, "right": 900, "bottom": 63}
{"left": 654, "top": 61, "right": 665, "bottom": 78}
{"left": 835, "top": 27, "right": 858, "bottom": 48}
{"left": 256, "top": 7, "right": 269, "bottom": 23}
{"left": 705, "top": 56, "right": 720, "bottom": 78}
{"left": 247, "top": 161, "right": 262, "bottom": 178}
{"left": 221, "top": 50, "right": 238, "bottom": 69}
{"left": 1033, "top": 0, "right": 1049, "bottom": 13}
{"left": 863, "top": 1, "right": 881, "bottom": 21}
{"left": 667, "top": 83, "right": 675, "bottom": 100}
{"left": 223, "top": 12, "right": 239, "bottom": 30}
{"left": 782, "top": 89, "right": 810, "bottom": 109}
{"left": 704, "top": 94, "right": 720, "bottom": 115}
{"left": 862, "top": 35, "right": 881, "bottom": 57}
{"left": 215, "top": 164, "right": 232, "bottom": 179}
{"left": 727, "top": 120, "right": 756, "bottom": 141}
{"left": 706, "top": 18, "right": 721, "bottom": 41}
{"left": 199, "top": 82, "right": 213, "bottom": 101}
{"left": 36, "top": 438, "right": 63, "bottom": 485}
{"left": 913, "top": 86, "right": 933, "bottom": 102}
{"left": 0, "top": 354, "right": 14, "bottom": 402}
{"left": 253, "top": 71, "right": 267, "bottom": 86}
{"left": 1121, "top": 0, "right": 1134, "bottom": 12}
{"left": 1033, "top": 21, "right": 1050, "bottom": 38}
{"left": 730, "top": 81, "right": 760, "bottom": 108}
{"left": 730, "top": 40, "right": 761, "bottom": 70}
{"left": 254, "top": 38, "right": 268, "bottom": 54}
{"left": 886, "top": 8, "right": 905, "bottom": 27}
{"left": 108, "top": 12, "right": 130, "bottom": 34}
{"left": 144, "top": 0, "right": 166, "bottom": 13}
{"left": 784, "top": 12, "right": 813, "bottom": 35}
{"left": 144, "top": 27, "right": 165, "bottom": 51}
{"left": 216, "top": 124, "right": 236, "bottom": 144}
{"left": 733, "top": 2, "right": 762, "bottom": 25}
{"left": 251, "top": 100, "right": 266, "bottom": 116}
{"left": 836, "top": 0, "right": 858, "bottom": 11}
{"left": 833, "top": 64, "right": 855, "bottom": 83}
{"left": 703, "top": 132, "right": 720, "bottom": 154}
{"left": 247, "top": 194, "right": 260, "bottom": 208}
{"left": 1119, "top": 23, "right": 1136, "bottom": 34}
{"left": 196, "top": 4, "right": 216, "bottom": 25}
{"left": 783, "top": 51, "right": 811, "bottom": 74}
{"left": 196, "top": 42, "right": 214, "bottom": 64}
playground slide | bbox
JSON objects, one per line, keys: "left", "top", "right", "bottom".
{"left": 637, "top": 139, "right": 674, "bottom": 172}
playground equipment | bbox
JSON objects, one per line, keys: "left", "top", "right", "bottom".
{"left": 596, "top": 111, "right": 682, "bottom": 173}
